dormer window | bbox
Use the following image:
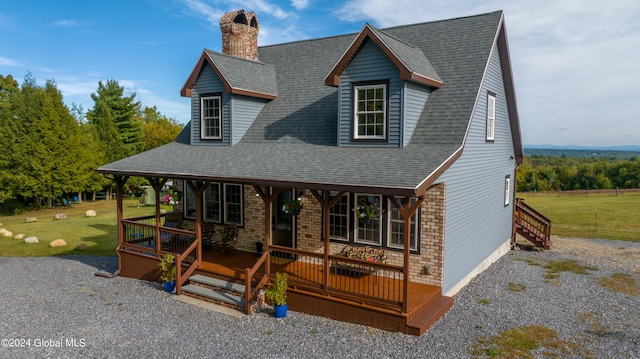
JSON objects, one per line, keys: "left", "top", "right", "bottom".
{"left": 201, "top": 95, "right": 222, "bottom": 140}
{"left": 354, "top": 84, "right": 387, "bottom": 140}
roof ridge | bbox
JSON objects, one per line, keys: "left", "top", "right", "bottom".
{"left": 380, "top": 10, "right": 503, "bottom": 32}
{"left": 204, "top": 48, "right": 273, "bottom": 66}
{"left": 258, "top": 10, "right": 503, "bottom": 50}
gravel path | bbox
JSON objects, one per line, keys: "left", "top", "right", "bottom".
{"left": 1, "top": 237, "right": 639, "bottom": 358}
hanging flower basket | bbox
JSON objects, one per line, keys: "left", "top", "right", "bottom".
{"left": 353, "top": 197, "right": 380, "bottom": 225}
{"left": 282, "top": 198, "right": 303, "bottom": 216}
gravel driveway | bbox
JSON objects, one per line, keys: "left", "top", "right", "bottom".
{"left": 1, "top": 237, "right": 638, "bottom": 358}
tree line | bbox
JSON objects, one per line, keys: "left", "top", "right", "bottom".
{"left": 516, "top": 155, "right": 640, "bottom": 192}
{"left": 0, "top": 73, "right": 183, "bottom": 211}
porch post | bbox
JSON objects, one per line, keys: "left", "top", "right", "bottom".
{"left": 114, "top": 175, "right": 128, "bottom": 270}
{"left": 254, "top": 186, "right": 281, "bottom": 277}
{"left": 149, "top": 178, "right": 168, "bottom": 257}
{"left": 388, "top": 195, "right": 425, "bottom": 315}
{"left": 311, "top": 190, "right": 345, "bottom": 295}
{"left": 187, "top": 181, "right": 208, "bottom": 265}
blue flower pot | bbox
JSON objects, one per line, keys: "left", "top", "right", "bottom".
{"left": 163, "top": 280, "right": 176, "bottom": 293}
{"left": 273, "top": 303, "right": 288, "bottom": 318}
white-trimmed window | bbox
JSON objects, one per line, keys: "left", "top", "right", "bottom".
{"left": 354, "top": 84, "right": 387, "bottom": 140}
{"left": 354, "top": 194, "right": 382, "bottom": 246}
{"left": 504, "top": 175, "right": 511, "bottom": 206}
{"left": 486, "top": 93, "right": 496, "bottom": 141}
{"left": 204, "top": 183, "right": 221, "bottom": 222}
{"left": 329, "top": 193, "right": 349, "bottom": 241}
{"left": 183, "top": 182, "right": 243, "bottom": 225}
{"left": 201, "top": 95, "right": 221, "bottom": 139}
{"left": 388, "top": 198, "right": 418, "bottom": 251}
{"left": 224, "top": 183, "right": 243, "bottom": 225}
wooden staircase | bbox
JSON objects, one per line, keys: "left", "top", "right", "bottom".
{"left": 514, "top": 198, "right": 552, "bottom": 249}
{"left": 181, "top": 274, "right": 255, "bottom": 313}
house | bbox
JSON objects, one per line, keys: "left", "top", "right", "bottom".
{"left": 98, "top": 9, "right": 544, "bottom": 335}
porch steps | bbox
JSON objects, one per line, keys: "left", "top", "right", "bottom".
{"left": 181, "top": 274, "right": 255, "bottom": 312}
{"left": 405, "top": 295, "right": 454, "bottom": 336}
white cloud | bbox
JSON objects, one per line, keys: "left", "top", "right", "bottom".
{"left": 52, "top": 19, "right": 81, "bottom": 27}
{"left": 0, "top": 56, "right": 21, "bottom": 67}
{"left": 291, "top": 0, "right": 309, "bottom": 10}
{"left": 179, "top": 0, "right": 224, "bottom": 27}
{"left": 334, "top": 0, "right": 640, "bottom": 146}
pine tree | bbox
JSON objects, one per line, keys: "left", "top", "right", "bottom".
{"left": 86, "top": 79, "right": 142, "bottom": 163}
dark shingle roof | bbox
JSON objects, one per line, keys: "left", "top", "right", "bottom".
{"left": 366, "top": 24, "right": 442, "bottom": 84}
{"left": 99, "top": 11, "right": 508, "bottom": 196}
{"left": 205, "top": 50, "right": 277, "bottom": 98}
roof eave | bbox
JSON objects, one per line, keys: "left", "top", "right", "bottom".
{"left": 97, "top": 167, "right": 420, "bottom": 197}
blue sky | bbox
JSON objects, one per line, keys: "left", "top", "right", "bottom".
{"left": 1, "top": 0, "right": 638, "bottom": 147}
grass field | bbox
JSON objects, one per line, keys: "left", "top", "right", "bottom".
{"left": 519, "top": 191, "right": 640, "bottom": 242}
{"left": 0, "top": 200, "right": 155, "bottom": 257}
{"left": 2, "top": 191, "right": 639, "bottom": 258}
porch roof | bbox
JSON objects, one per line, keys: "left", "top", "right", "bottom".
{"left": 97, "top": 132, "right": 458, "bottom": 197}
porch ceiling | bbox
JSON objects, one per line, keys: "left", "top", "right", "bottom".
{"left": 97, "top": 141, "right": 459, "bottom": 197}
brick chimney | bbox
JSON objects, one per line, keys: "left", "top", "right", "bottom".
{"left": 220, "top": 9, "right": 259, "bottom": 60}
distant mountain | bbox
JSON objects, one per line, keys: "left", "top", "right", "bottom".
{"left": 524, "top": 144, "right": 640, "bottom": 152}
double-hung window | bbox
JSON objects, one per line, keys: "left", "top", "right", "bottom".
{"left": 329, "top": 193, "right": 349, "bottom": 241}
{"left": 204, "top": 183, "right": 221, "bottom": 222}
{"left": 354, "top": 194, "right": 382, "bottom": 246}
{"left": 224, "top": 183, "right": 243, "bottom": 225}
{"left": 184, "top": 182, "right": 243, "bottom": 226}
{"left": 486, "top": 93, "right": 496, "bottom": 141}
{"left": 354, "top": 84, "right": 387, "bottom": 140}
{"left": 388, "top": 198, "right": 418, "bottom": 251}
{"left": 201, "top": 95, "right": 221, "bottom": 140}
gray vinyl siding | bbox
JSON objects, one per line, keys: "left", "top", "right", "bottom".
{"left": 190, "top": 65, "right": 230, "bottom": 146}
{"left": 338, "top": 40, "right": 402, "bottom": 147}
{"left": 403, "top": 82, "right": 430, "bottom": 147}
{"left": 230, "top": 95, "right": 266, "bottom": 145}
{"left": 439, "top": 42, "right": 516, "bottom": 295}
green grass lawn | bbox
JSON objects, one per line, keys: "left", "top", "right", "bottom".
{"left": 0, "top": 200, "right": 155, "bottom": 257}
{"left": 519, "top": 191, "right": 640, "bottom": 242}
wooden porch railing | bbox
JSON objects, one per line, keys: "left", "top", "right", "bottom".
{"left": 244, "top": 251, "right": 269, "bottom": 315}
{"left": 175, "top": 240, "right": 199, "bottom": 295}
{"left": 268, "top": 245, "right": 405, "bottom": 312}
{"left": 120, "top": 216, "right": 200, "bottom": 294}
{"left": 515, "top": 198, "right": 552, "bottom": 249}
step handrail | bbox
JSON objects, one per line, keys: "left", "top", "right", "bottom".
{"left": 244, "top": 251, "right": 269, "bottom": 315}
{"left": 515, "top": 198, "right": 552, "bottom": 248}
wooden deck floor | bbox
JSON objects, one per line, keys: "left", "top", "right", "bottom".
{"left": 196, "top": 248, "right": 443, "bottom": 321}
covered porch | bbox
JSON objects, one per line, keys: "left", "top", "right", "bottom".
{"left": 108, "top": 175, "right": 451, "bottom": 335}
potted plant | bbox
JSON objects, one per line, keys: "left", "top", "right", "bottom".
{"left": 159, "top": 253, "right": 176, "bottom": 293}
{"left": 265, "top": 272, "right": 288, "bottom": 318}
{"left": 282, "top": 197, "right": 303, "bottom": 215}
{"left": 353, "top": 197, "right": 380, "bottom": 225}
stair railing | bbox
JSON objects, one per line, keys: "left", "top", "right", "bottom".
{"left": 515, "top": 198, "right": 552, "bottom": 249}
{"left": 244, "top": 251, "right": 269, "bottom": 314}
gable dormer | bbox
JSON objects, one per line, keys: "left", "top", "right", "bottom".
{"left": 325, "top": 24, "right": 442, "bottom": 147}
{"left": 180, "top": 10, "right": 277, "bottom": 146}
